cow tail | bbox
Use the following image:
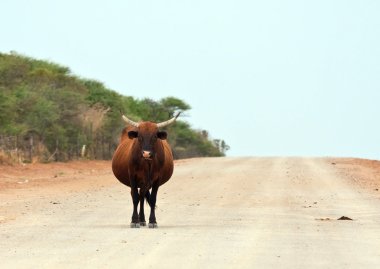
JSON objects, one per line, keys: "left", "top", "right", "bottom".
{"left": 145, "top": 190, "right": 152, "bottom": 207}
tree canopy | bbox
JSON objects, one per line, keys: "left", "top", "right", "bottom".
{"left": 0, "top": 52, "right": 229, "bottom": 163}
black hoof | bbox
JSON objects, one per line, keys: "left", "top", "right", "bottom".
{"left": 148, "top": 223, "right": 158, "bottom": 228}
{"left": 140, "top": 221, "right": 146, "bottom": 226}
{"left": 130, "top": 222, "right": 140, "bottom": 228}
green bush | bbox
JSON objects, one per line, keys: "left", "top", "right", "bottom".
{"left": 0, "top": 52, "right": 229, "bottom": 162}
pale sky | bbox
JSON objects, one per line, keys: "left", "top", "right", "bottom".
{"left": 1, "top": 0, "right": 380, "bottom": 159}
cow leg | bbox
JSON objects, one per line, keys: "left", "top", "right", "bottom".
{"left": 139, "top": 189, "right": 147, "bottom": 226}
{"left": 148, "top": 182, "right": 159, "bottom": 228}
{"left": 130, "top": 178, "right": 140, "bottom": 228}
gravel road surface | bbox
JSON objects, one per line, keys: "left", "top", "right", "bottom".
{"left": 1, "top": 157, "right": 380, "bottom": 268}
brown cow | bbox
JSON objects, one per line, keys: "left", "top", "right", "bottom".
{"left": 112, "top": 113, "right": 180, "bottom": 228}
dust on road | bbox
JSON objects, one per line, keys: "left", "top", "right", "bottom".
{"left": 1, "top": 157, "right": 380, "bottom": 268}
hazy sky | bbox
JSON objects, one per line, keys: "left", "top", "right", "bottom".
{"left": 1, "top": 0, "right": 380, "bottom": 158}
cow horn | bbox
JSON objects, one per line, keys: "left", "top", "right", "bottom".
{"left": 157, "top": 112, "right": 181, "bottom": 128}
{"left": 122, "top": 115, "right": 140, "bottom": 127}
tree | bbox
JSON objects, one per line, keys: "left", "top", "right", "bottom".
{"left": 160, "top": 97, "right": 191, "bottom": 117}
{"left": 0, "top": 52, "right": 228, "bottom": 162}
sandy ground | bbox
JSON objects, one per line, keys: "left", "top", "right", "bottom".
{"left": 1, "top": 157, "right": 380, "bottom": 268}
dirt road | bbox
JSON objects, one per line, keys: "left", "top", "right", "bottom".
{"left": 1, "top": 157, "right": 380, "bottom": 268}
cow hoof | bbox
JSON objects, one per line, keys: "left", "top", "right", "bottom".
{"left": 140, "top": 221, "right": 146, "bottom": 226}
{"left": 130, "top": 223, "right": 140, "bottom": 228}
{"left": 148, "top": 223, "right": 158, "bottom": 228}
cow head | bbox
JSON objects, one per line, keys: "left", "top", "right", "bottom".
{"left": 122, "top": 112, "right": 180, "bottom": 160}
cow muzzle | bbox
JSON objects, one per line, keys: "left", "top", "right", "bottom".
{"left": 142, "top": 150, "right": 153, "bottom": 160}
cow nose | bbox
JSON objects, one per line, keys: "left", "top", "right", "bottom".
{"left": 142, "top": 150, "right": 152, "bottom": 159}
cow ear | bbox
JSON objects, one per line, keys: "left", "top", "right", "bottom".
{"left": 128, "top": 131, "right": 138, "bottom": 139}
{"left": 157, "top": 131, "right": 167, "bottom": 140}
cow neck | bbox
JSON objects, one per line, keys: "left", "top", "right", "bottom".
{"left": 147, "top": 161, "right": 152, "bottom": 187}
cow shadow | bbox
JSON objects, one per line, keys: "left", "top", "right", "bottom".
{"left": 90, "top": 223, "right": 219, "bottom": 230}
